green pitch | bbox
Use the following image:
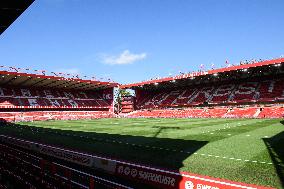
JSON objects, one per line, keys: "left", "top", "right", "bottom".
{"left": 1, "top": 118, "right": 284, "bottom": 188}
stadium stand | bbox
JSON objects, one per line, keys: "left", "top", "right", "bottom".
{"left": 135, "top": 78, "right": 284, "bottom": 109}
{"left": 120, "top": 96, "right": 135, "bottom": 113}
{"left": 0, "top": 111, "right": 115, "bottom": 122}
{"left": 0, "top": 87, "right": 113, "bottom": 108}
{"left": 0, "top": 80, "right": 116, "bottom": 122}
{"left": 258, "top": 106, "right": 284, "bottom": 118}
{"left": 224, "top": 107, "right": 259, "bottom": 118}
{"left": 121, "top": 58, "right": 284, "bottom": 118}
{"left": 1, "top": 60, "right": 283, "bottom": 121}
{"left": 0, "top": 142, "right": 130, "bottom": 189}
{"left": 126, "top": 106, "right": 284, "bottom": 119}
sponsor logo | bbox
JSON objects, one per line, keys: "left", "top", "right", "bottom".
{"left": 185, "top": 181, "right": 194, "bottom": 189}
{"left": 39, "top": 146, "right": 92, "bottom": 166}
{"left": 117, "top": 165, "right": 176, "bottom": 187}
{"left": 196, "top": 184, "right": 219, "bottom": 189}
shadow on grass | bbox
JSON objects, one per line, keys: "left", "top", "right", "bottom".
{"left": 151, "top": 126, "right": 181, "bottom": 137}
{"left": 263, "top": 121, "right": 284, "bottom": 188}
{"left": 0, "top": 121, "right": 208, "bottom": 188}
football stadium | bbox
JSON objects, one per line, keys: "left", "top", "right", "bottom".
{"left": 0, "top": 1, "right": 284, "bottom": 189}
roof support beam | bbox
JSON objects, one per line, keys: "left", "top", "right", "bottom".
{"left": 52, "top": 81, "right": 73, "bottom": 89}
{"left": 41, "top": 80, "right": 58, "bottom": 88}
{"left": 2, "top": 76, "right": 18, "bottom": 85}
{"left": 64, "top": 82, "right": 82, "bottom": 90}
{"left": 73, "top": 83, "right": 91, "bottom": 90}
{"left": 29, "top": 78, "right": 48, "bottom": 87}
{"left": 16, "top": 77, "right": 34, "bottom": 86}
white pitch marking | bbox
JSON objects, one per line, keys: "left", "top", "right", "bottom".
{"left": 24, "top": 126, "right": 276, "bottom": 167}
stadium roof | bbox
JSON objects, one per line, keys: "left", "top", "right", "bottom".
{"left": 0, "top": 70, "right": 118, "bottom": 90}
{"left": 120, "top": 58, "right": 284, "bottom": 89}
{"left": 0, "top": 0, "right": 34, "bottom": 35}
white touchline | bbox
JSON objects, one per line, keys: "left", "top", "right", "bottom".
{"left": 201, "top": 122, "right": 252, "bottom": 135}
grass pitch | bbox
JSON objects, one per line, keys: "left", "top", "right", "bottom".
{"left": 1, "top": 118, "right": 284, "bottom": 188}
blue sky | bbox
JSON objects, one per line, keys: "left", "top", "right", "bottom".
{"left": 0, "top": 0, "right": 284, "bottom": 84}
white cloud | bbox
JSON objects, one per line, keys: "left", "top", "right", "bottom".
{"left": 101, "top": 50, "right": 147, "bottom": 65}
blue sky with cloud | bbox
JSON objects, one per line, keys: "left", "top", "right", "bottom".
{"left": 0, "top": 0, "right": 284, "bottom": 84}
{"left": 99, "top": 50, "right": 147, "bottom": 65}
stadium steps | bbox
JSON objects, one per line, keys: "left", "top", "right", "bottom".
{"left": 253, "top": 108, "right": 261, "bottom": 118}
